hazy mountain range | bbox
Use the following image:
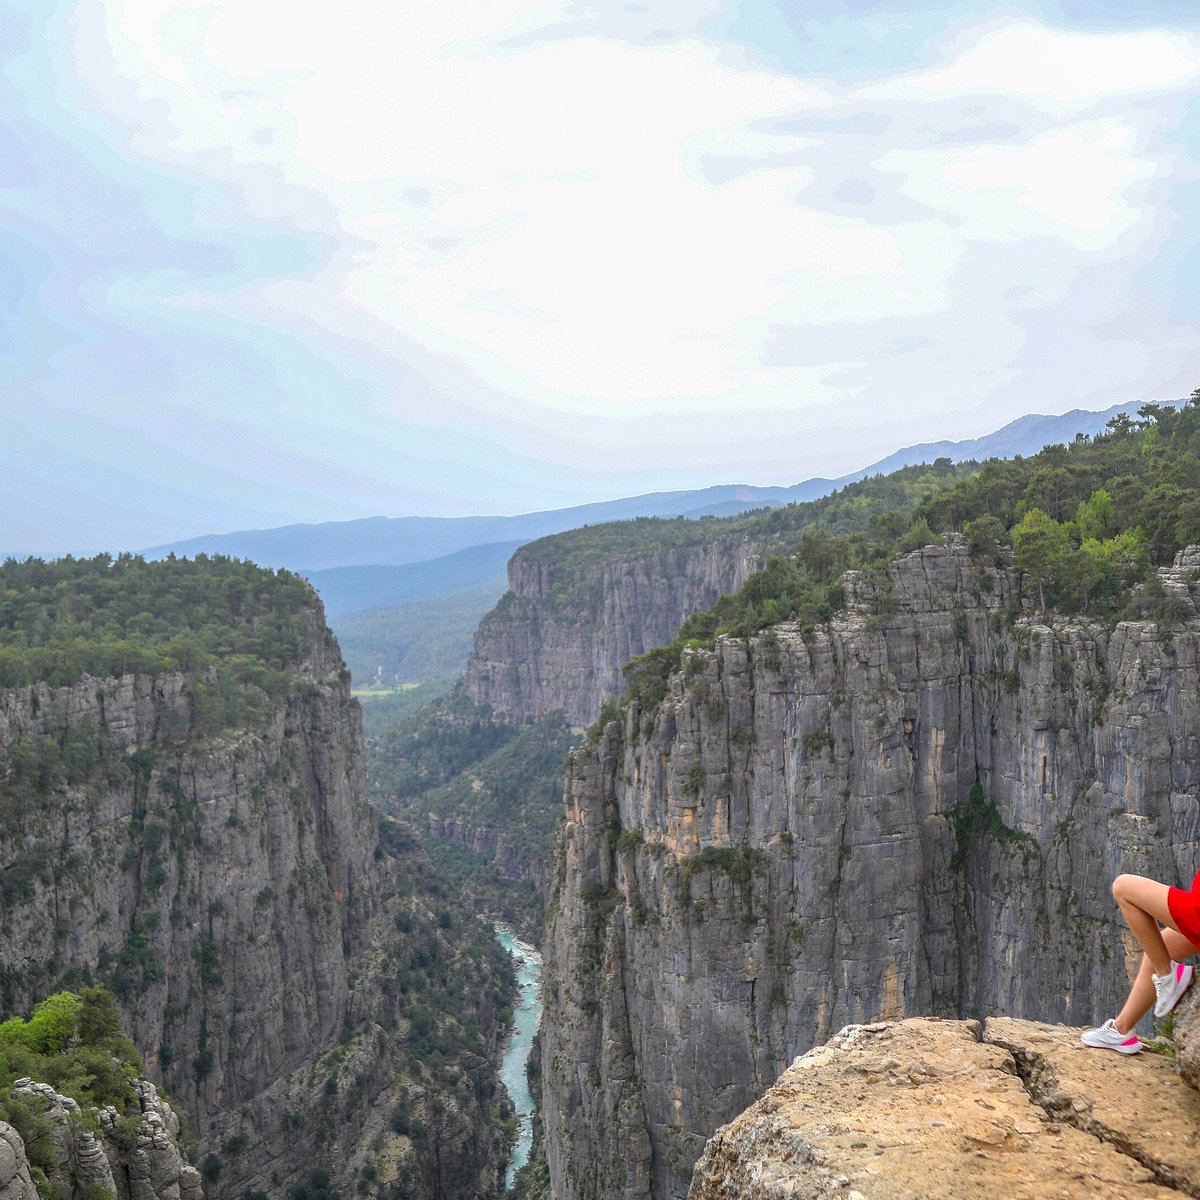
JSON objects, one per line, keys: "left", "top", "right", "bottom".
{"left": 136, "top": 396, "right": 1162, "bottom": 691}
{"left": 143, "top": 400, "right": 1167, "bottom": 578}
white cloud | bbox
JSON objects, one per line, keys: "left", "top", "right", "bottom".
{"left": 70, "top": 4, "right": 1200, "bottom": 451}
{"left": 884, "top": 21, "right": 1200, "bottom": 107}
{"left": 877, "top": 120, "right": 1154, "bottom": 249}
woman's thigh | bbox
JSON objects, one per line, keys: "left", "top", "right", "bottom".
{"left": 1114, "top": 874, "right": 1177, "bottom": 929}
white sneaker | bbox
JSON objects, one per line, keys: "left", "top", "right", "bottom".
{"left": 1081, "top": 1019, "right": 1142, "bottom": 1054}
{"left": 1154, "top": 961, "right": 1194, "bottom": 1018}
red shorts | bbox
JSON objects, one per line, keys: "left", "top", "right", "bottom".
{"left": 1167, "top": 868, "right": 1200, "bottom": 948}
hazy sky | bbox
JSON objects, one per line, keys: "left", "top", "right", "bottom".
{"left": 3, "top": 0, "right": 1199, "bottom": 553}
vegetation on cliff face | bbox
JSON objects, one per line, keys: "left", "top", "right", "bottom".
{"left": 327, "top": 822, "right": 518, "bottom": 1200}
{"left": 512, "top": 459, "right": 977, "bottom": 608}
{"left": 0, "top": 555, "right": 525, "bottom": 1200}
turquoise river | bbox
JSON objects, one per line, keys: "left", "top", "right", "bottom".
{"left": 496, "top": 926, "right": 543, "bottom": 1188}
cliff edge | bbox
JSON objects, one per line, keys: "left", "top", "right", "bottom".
{"left": 689, "top": 1014, "right": 1200, "bottom": 1199}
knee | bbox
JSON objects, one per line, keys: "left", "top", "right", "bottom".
{"left": 1113, "top": 874, "right": 1135, "bottom": 902}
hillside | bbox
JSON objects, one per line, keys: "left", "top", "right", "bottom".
{"left": 332, "top": 586, "right": 501, "bottom": 690}
{"left": 139, "top": 398, "right": 1172, "bottom": 575}
{"left": 369, "top": 689, "right": 574, "bottom": 937}
{"left": 305, "top": 541, "right": 517, "bottom": 619}
{"left": 115, "top": 401, "right": 1179, "bottom": 709}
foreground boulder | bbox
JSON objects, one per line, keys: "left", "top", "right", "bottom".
{"left": 689, "top": 1017, "right": 1200, "bottom": 1200}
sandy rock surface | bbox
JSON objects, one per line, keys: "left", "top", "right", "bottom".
{"left": 689, "top": 1017, "right": 1200, "bottom": 1200}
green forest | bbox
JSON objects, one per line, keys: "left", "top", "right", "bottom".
{"left": 0, "top": 554, "right": 320, "bottom": 690}
{"left": 513, "top": 459, "right": 977, "bottom": 608}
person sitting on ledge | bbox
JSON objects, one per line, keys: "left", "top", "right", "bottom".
{"left": 1082, "top": 869, "right": 1200, "bottom": 1053}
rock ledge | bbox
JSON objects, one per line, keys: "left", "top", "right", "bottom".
{"left": 689, "top": 1017, "right": 1200, "bottom": 1200}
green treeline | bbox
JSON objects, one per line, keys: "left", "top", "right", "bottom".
{"left": 0, "top": 554, "right": 319, "bottom": 690}
{"left": 616, "top": 395, "right": 1200, "bottom": 716}
{"left": 515, "top": 459, "right": 977, "bottom": 606}
{"left": 919, "top": 399, "right": 1200, "bottom": 613}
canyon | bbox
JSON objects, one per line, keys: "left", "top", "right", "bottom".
{"left": 464, "top": 530, "right": 768, "bottom": 726}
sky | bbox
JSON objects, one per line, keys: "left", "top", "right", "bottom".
{"left": 2, "top": 0, "right": 1199, "bottom": 554}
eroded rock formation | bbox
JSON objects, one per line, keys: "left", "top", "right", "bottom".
{"left": 0, "top": 1078, "right": 201, "bottom": 1200}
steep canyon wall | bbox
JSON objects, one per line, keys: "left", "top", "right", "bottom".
{"left": 463, "top": 535, "right": 768, "bottom": 725}
{"left": 0, "top": 613, "right": 509, "bottom": 1200}
{"left": 542, "top": 539, "right": 1200, "bottom": 1199}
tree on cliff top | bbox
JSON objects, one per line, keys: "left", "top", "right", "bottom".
{"left": 0, "top": 985, "right": 142, "bottom": 1111}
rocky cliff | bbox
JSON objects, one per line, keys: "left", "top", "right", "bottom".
{"left": 542, "top": 538, "right": 1200, "bottom": 1200}
{"left": 463, "top": 534, "right": 766, "bottom": 725}
{"left": 689, "top": 1016, "right": 1200, "bottom": 1199}
{"left": 0, "top": 602, "right": 513, "bottom": 1199}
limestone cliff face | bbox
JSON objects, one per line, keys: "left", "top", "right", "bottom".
{"left": 463, "top": 535, "right": 766, "bottom": 725}
{"left": 542, "top": 539, "right": 1200, "bottom": 1200}
{"left": 0, "top": 1078, "right": 202, "bottom": 1200}
{"left": 0, "top": 609, "right": 508, "bottom": 1200}
{"left": 0, "top": 619, "right": 382, "bottom": 1188}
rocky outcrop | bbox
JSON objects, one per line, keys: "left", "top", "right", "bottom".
{"left": 463, "top": 534, "right": 767, "bottom": 725}
{"left": 689, "top": 1017, "right": 1200, "bottom": 1200}
{"left": 1, "top": 1077, "right": 201, "bottom": 1200}
{"left": 0, "top": 1125, "right": 38, "bottom": 1200}
{"left": 0, "top": 605, "right": 512, "bottom": 1200}
{"left": 543, "top": 539, "right": 1200, "bottom": 1200}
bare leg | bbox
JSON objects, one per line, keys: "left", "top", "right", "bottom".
{"left": 1115, "top": 926, "right": 1199, "bottom": 1034}
{"left": 1112, "top": 874, "right": 1178, "bottom": 977}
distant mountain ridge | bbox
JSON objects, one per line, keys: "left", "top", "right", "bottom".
{"left": 305, "top": 540, "right": 521, "bottom": 619}
{"left": 141, "top": 399, "right": 1175, "bottom": 575}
